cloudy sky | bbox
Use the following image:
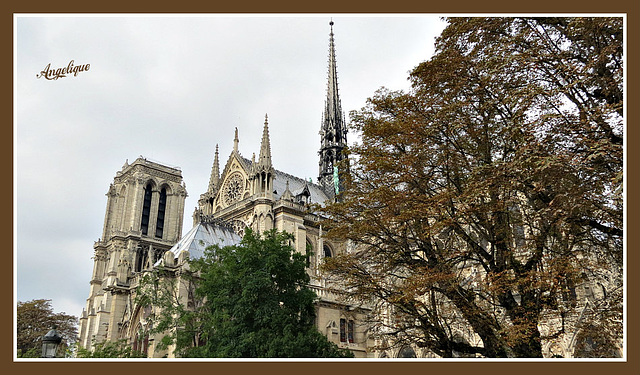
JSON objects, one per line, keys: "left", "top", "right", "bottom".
{"left": 14, "top": 14, "right": 447, "bottom": 320}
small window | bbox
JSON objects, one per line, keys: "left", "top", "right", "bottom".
{"left": 339, "top": 318, "right": 346, "bottom": 342}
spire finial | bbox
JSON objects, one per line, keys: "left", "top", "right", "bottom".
{"left": 233, "top": 127, "right": 239, "bottom": 153}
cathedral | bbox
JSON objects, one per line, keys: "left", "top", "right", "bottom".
{"left": 78, "top": 21, "right": 371, "bottom": 358}
{"left": 78, "top": 20, "right": 623, "bottom": 359}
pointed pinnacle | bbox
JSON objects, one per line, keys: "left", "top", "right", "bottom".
{"left": 233, "top": 127, "right": 239, "bottom": 153}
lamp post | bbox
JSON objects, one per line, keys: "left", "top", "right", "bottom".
{"left": 41, "top": 327, "right": 63, "bottom": 358}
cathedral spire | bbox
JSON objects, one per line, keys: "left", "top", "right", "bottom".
{"left": 208, "top": 144, "right": 220, "bottom": 193}
{"left": 319, "top": 20, "right": 348, "bottom": 200}
{"left": 324, "top": 20, "right": 343, "bottom": 131}
{"left": 258, "top": 113, "right": 272, "bottom": 169}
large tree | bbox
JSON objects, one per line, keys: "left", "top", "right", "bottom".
{"left": 16, "top": 299, "right": 78, "bottom": 357}
{"left": 137, "top": 229, "right": 353, "bottom": 358}
{"left": 320, "top": 17, "right": 623, "bottom": 358}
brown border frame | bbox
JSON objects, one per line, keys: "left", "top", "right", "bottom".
{"left": 6, "top": 2, "right": 637, "bottom": 375}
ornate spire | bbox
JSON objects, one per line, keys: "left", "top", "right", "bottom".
{"left": 319, "top": 20, "right": 348, "bottom": 200}
{"left": 324, "top": 19, "right": 344, "bottom": 134}
{"left": 208, "top": 144, "right": 220, "bottom": 193}
{"left": 258, "top": 113, "right": 272, "bottom": 170}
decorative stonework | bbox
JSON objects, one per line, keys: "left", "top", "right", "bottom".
{"left": 222, "top": 172, "right": 245, "bottom": 206}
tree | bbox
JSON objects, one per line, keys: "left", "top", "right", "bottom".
{"left": 137, "top": 229, "right": 353, "bottom": 358}
{"left": 320, "top": 17, "right": 622, "bottom": 358}
{"left": 17, "top": 299, "right": 78, "bottom": 357}
{"left": 75, "top": 339, "right": 146, "bottom": 358}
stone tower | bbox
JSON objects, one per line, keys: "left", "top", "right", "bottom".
{"left": 78, "top": 157, "right": 187, "bottom": 349}
{"left": 318, "top": 20, "right": 348, "bottom": 200}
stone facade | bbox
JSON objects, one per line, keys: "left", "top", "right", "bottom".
{"left": 78, "top": 158, "right": 187, "bottom": 350}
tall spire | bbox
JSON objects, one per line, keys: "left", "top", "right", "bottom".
{"left": 258, "top": 113, "right": 272, "bottom": 169}
{"left": 324, "top": 19, "right": 343, "bottom": 132}
{"left": 319, "top": 20, "right": 348, "bottom": 200}
{"left": 208, "top": 144, "right": 220, "bottom": 193}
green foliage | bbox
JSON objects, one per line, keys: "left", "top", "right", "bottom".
{"left": 16, "top": 299, "right": 78, "bottom": 357}
{"left": 321, "top": 17, "right": 622, "bottom": 358}
{"left": 76, "top": 339, "right": 145, "bottom": 358}
{"left": 136, "top": 229, "right": 352, "bottom": 358}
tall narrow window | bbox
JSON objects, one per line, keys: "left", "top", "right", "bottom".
{"left": 339, "top": 318, "right": 346, "bottom": 342}
{"left": 348, "top": 319, "right": 354, "bottom": 343}
{"left": 140, "top": 184, "right": 152, "bottom": 235}
{"left": 155, "top": 188, "right": 166, "bottom": 238}
{"left": 324, "top": 245, "right": 333, "bottom": 258}
{"left": 135, "top": 248, "right": 148, "bottom": 273}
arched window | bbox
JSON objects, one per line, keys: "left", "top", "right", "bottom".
{"left": 305, "top": 239, "right": 313, "bottom": 268}
{"left": 155, "top": 188, "right": 167, "bottom": 238}
{"left": 135, "top": 247, "right": 148, "bottom": 273}
{"left": 323, "top": 244, "right": 333, "bottom": 258}
{"left": 140, "top": 183, "right": 152, "bottom": 235}
{"left": 397, "top": 346, "right": 416, "bottom": 358}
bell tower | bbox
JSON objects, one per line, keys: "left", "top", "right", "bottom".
{"left": 318, "top": 20, "right": 348, "bottom": 200}
{"left": 78, "top": 157, "right": 187, "bottom": 350}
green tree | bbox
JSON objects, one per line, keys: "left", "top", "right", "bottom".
{"left": 17, "top": 299, "right": 78, "bottom": 357}
{"left": 137, "top": 229, "right": 352, "bottom": 358}
{"left": 75, "top": 339, "right": 146, "bottom": 358}
{"left": 320, "top": 17, "right": 622, "bottom": 358}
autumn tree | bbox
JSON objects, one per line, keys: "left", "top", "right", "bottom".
{"left": 17, "top": 299, "right": 78, "bottom": 357}
{"left": 137, "top": 229, "right": 353, "bottom": 358}
{"left": 320, "top": 17, "right": 623, "bottom": 358}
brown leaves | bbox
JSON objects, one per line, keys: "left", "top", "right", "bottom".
{"left": 320, "top": 17, "right": 623, "bottom": 358}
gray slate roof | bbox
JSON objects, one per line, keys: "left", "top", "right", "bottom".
{"left": 165, "top": 221, "right": 242, "bottom": 261}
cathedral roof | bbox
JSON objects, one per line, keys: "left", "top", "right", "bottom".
{"left": 240, "top": 156, "right": 330, "bottom": 205}
{"left": 164, "top": 221, "right": 242, "bottom": 262}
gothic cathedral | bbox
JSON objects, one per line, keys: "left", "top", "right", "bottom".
{"left": 78, "top": 21, "right": 371, "bottom": 358}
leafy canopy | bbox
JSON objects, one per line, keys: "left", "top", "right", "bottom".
{"left": 17, "top": 299, "right": 78, "bottom": 358}
{"left": 138, "top": 229, "right": 352, "bottom": 358}
{"left": 321, "top": 17, "right": 622, "bottom": 358}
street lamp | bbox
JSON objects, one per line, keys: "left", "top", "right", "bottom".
{"left": 41, "top": 327, "right": 62, "bottom": 358}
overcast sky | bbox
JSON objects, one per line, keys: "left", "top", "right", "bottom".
{"left": 14, "top": 14, "right": 447, "bottom": 321}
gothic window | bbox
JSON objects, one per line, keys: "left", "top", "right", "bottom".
{"left": 223, "top": 172, "right": 244, "bottom": 206}
{"left": 135, "top": 248, "right": 148, "bottom": 273}
{"left": 338, "top": 318, "right": 354, "bottom": 343}
{"left": 155, "top": 188, "right": 167, "bottom": 238}
{"left": 348, "top": 319, "right": 355, "bottom": 343}
{"left": 398, "top": 346, "right": 417, "bottom": 358}
{"left": 323, "top": 244, "right": 333, "bottom": 258}
{"left": 140, "top": 183, "right": 152, "bottom": 235}
{"left": 305, "top": 239, "right": 313, "bottom": 268}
